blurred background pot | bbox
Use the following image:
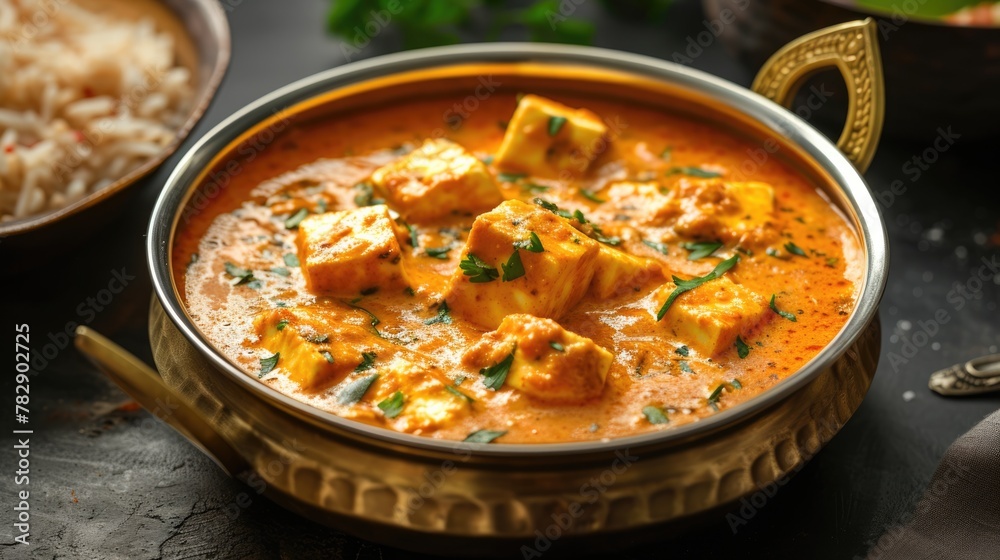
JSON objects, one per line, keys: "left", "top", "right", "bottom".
{"left": 702, "top": 0, "right": 1000, "bottom": 141}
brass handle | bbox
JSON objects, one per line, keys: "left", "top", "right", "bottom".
{"left": 751, "top": 18, "right": 885, "bottom": 174}
{"left": 74, "top": 326, "right": 248, "bottom": 476}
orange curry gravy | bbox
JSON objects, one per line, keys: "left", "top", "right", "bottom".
{"left": 173, "top": 92, "right": 862, "bottom": 444}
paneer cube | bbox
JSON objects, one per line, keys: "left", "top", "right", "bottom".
{"left": 463, "top": 314, "right": 612, "bottom": 402}
{"left": 605, "top": 181, "right": 674, "bottom": 225}
{"left": 444, "top": 199, "right": 599, "bottom": 329}
{"left": 494, "top": 94, "right": 608, "bottom": 178}
{"left": 654, "top": 276, "right": 770, "bottom": 356}
{"left": 714, "top": 181, "right": 775, "bottom": 232}
{"left": 590, "top": 246, "right": 664, "bottom": 299}
{"left": 295, "top": 205, "right": 410, "bottom": 296}
{"left": 369, "top": 138, "right": 503, "bottom": 222}
{"left": 253, "top": 308, "right": 385, "bottom": 391}
{"left": 670, "top": 179, "right": 776, "bottom": 244}
{"left": 364, "top": 357, "right": 472, "bottom": 433}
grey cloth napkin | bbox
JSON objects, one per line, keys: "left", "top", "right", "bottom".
{"left": 867, "top": 409, "right": 1000, "bottom": 560}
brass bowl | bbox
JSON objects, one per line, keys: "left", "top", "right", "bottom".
{"left": 0, "top": 0, "right": 230, "bottom": 260}
{"left": 86, "top": 21, "right": 888, "bottom": 556}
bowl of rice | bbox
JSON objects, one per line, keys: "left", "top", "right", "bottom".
{"left": 0, "top": 0, "right": 229, "bottom": 245}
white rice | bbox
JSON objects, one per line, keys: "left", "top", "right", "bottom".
{"left": 0, "top": 0, "right": 194, "bottom": 221}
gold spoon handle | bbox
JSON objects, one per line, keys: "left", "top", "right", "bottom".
{"left": 74, "top": 326, "right": 248, "bottom": 476}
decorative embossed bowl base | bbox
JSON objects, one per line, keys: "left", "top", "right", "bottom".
{"left": 149, "top": 299, "right": 880, "bottom": 555}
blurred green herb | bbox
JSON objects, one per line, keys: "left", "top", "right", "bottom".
{"left": 327, "top": 0, "right": 597, "bottom": 52}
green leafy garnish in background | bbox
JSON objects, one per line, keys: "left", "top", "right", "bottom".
{"left": 328, "top": 0, "right": 596, "bottom": 53}
{"left": 856, "top": 0, "right": 990, "bottom": 19}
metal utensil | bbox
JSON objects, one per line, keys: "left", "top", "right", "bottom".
{"left": 74, "top": 326, "right": 247, "bottom": 476}
{"left": 929, "top": 354, "right": 1000, "bottom": 396}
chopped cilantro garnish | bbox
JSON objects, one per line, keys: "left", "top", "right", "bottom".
{"left": 548, "top": 115, "right": 567, "bottom": 136}
{"left": 708, "top": 384, "right": 725, "bottom": 407}
{"left": 514, "top": 231, "right": 544, "bottom": 253}
{"left": 656, "top": 256, "right": 740, "bottom": 320}
{"left": 642, "top": 405, "right": 669, "bottom": 425}
{"left": 498, "top": 172, "right": 526, "bottom": 183}
{"left": 446, "top": 385, "right": 474, "bottom": 403}
{"left": 407, "top": 224, "right": 419, "bottom": 248}
{"left": 736, "top": 336, "right": 750, "bottom": 359}
{"left": 337, "top": 373, "right": 379, "bottom": 404}
{"left": 464, "top": 429, "right": 506, "bottom": 443}
{"left": 345, "top": 301, "right": 381, "bottom": 334}
{"left": 521, "top": 183, "right": 550, "bottom": 193}
{"left": 769, "top": 294, "right": 798, "bottom": 322}
{"left": 480, "top": 347, "right": 516, "bottom": 390}
{"left": 259, "top": 352, "right": 280, "bottom": 377}
{"left": 460, "top": 254, "right": 499, "bottom": 283}
{"left": 643, "top": 239, "right": 669, "bottom": 255}
{"left": 354, "top": 351, "right": 377, "bottom": 373}
{"left": 580, "top": 189, "right": 605, "bottom": 203}
{"left": 666, "top": 166, "right": 722, "bottom": 178}
{"left": 284, "top": 208, "right": 309, "bottom": 229}
{"left": 593, "top": 233, "right": 622, "bottom": 246}
{"left": 353, "top": 182, "right": 384, "bottom": 207}
{"left": 224, "top": 262, "right": 254, "bottom": 285}
{"left": 377, "top": 391, "right": 405, "bottom": 418}
{"left": 784, "top": 242, "right": 808, "bottom": 257}
{"left": 424, "top": 301, "right": 452, "bottom": 325}
{"left": 424, "top": 246, "right": 451, "bottom": 259}
{"left": 682, "top": 241, "right": 723, "bottom": 260}
{"left": 501, "top": 249, "right": 525, "bottom": 282}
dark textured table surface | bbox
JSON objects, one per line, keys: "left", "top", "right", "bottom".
{"left": 2, "top": 1, "right": 999, "bottom": 558}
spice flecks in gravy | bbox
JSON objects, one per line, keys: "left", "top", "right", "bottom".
{"left": 174, "top": 92, "right": 860, "bottom": 443}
